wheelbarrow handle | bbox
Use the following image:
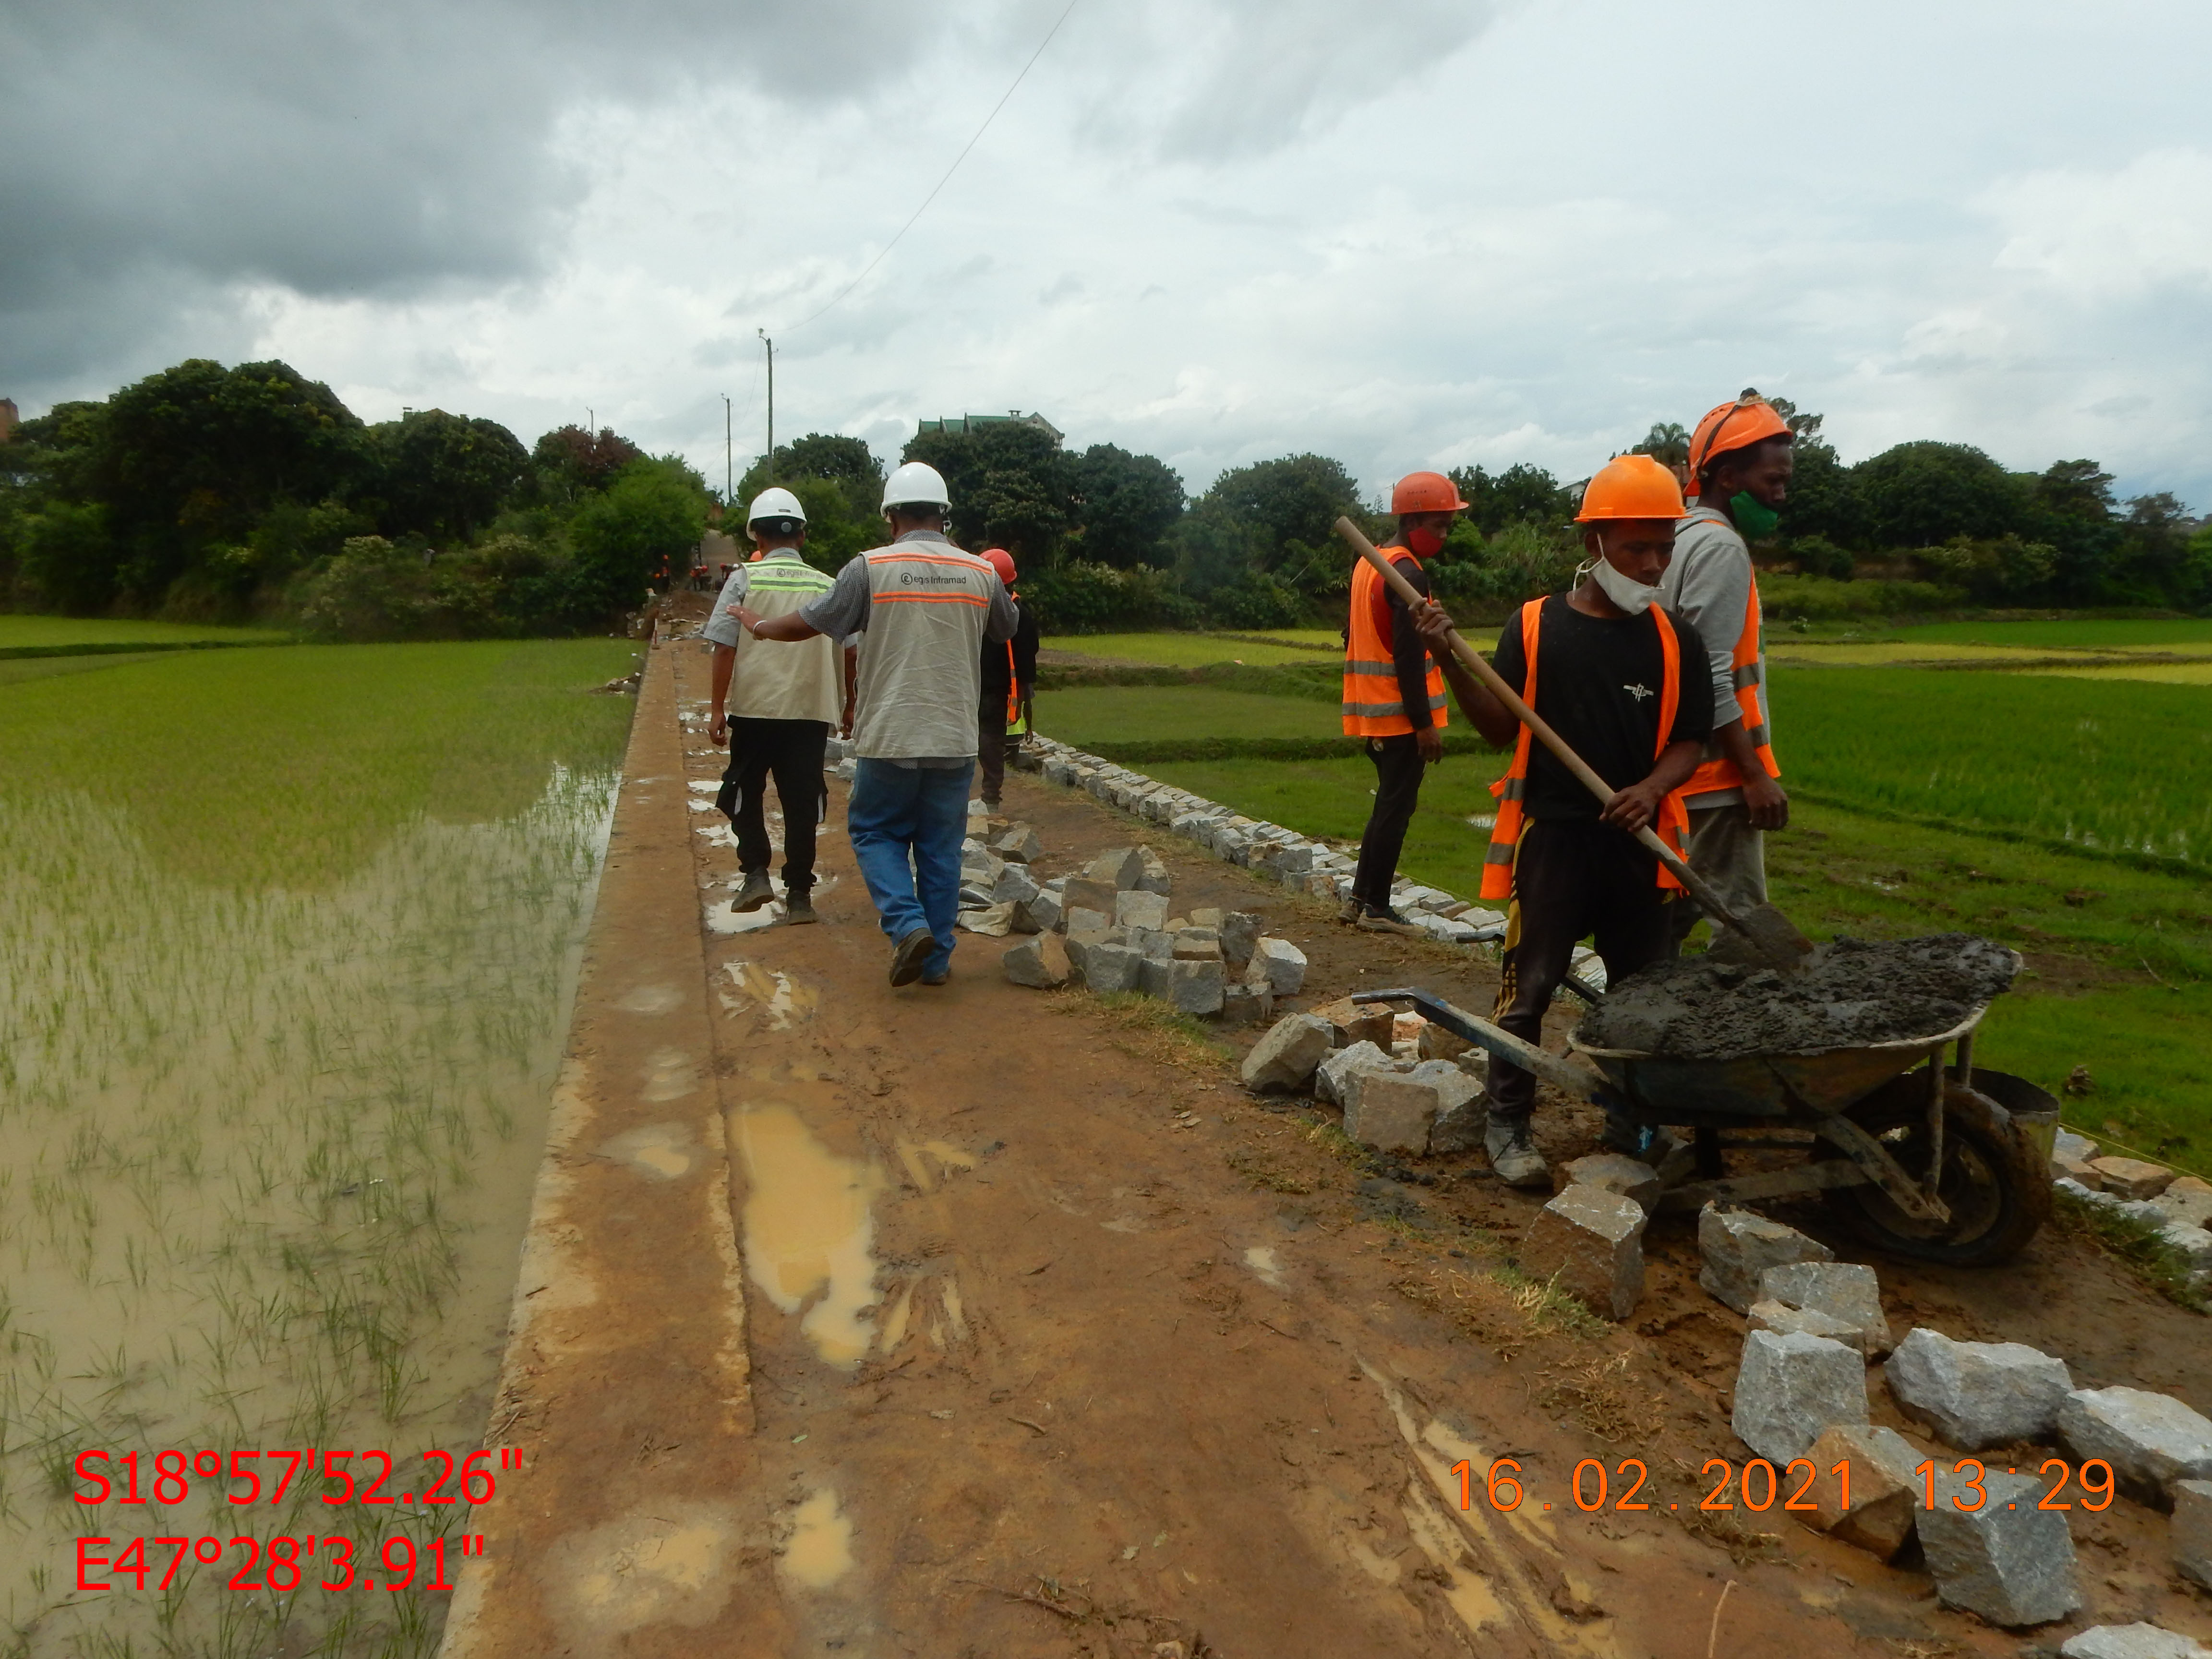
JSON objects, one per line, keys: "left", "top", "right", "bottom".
{"left": 1353, "top": 987, "right": 1624, "bottom": 1111}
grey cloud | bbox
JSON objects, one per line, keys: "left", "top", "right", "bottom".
{"left": 1069, "top": 0, "right": 1497, "bottom": 161}
{"left": 0, "top": 0, "right": 915, "bottom": 399}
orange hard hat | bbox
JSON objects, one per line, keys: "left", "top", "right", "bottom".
{"left": 1686, "top": 392, "right": 1792, "bottom": 485}
{"left": 1575, "top": 454, "right": 1687, "bottom": 522}
{"left": 982, "top": 547, "right": 1017, "bottom": 585}
{"left": 1390, "top": 471, "right": 1469, "bottom": 515}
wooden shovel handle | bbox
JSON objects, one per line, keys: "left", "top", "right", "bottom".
{"left": 1332, "top": 516, "right": 1745, "bottom": 928}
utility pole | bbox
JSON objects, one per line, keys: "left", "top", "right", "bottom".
{"left": 758, "top": 329, "right": 775, "bottom": 481}
{"left": 721, "top": 393, "right": 733, "bottom": 504}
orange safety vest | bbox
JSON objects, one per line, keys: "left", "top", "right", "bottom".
{"left": 1479, "top": 597, "right": 1692, "bottom": 900}
{"left": 1341, "top": 553, "right": 1448, "bottom": 737}
{"left": 1685, "top": 571, "right": 1780, "bottom": 799}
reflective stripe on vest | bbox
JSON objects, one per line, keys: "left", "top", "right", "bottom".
{"left": 1685, "top": 568, "right": 1781, "bottom": 799}
{"left": 1341, "top": 554, "right": 1448, "bottom": 738}
{"left": 1479, "top": 598, "right": 1692, "bottom": 900}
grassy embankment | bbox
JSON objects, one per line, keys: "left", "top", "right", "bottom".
{"left": 0, "top": 638, "right": 636, "bottom": 1656}
{"left": 1035, "top": 623, "right": 2212, "bottom": 1164}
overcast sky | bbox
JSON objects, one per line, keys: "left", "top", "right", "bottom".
{"left": 5, "top": 0, "right": 2210, "bottom": 509}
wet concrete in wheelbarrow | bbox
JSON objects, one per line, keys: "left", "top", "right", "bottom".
{"left": 1581, "top": 933, "right": 2023, "bottom": 1059}
{"left": 445, "top": 596, "right": 2212, "bottom": 1657}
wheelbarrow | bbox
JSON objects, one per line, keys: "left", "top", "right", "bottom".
{"left": 1352, "top": 986, "right": 2056, "bottom": 1267}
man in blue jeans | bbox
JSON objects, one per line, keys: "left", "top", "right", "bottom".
{"left": 733, "top": 460, "right": 1017, "bottom": 986}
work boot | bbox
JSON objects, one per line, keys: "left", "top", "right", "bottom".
{"left": 889, "top": 927, "right": 935, "bottom": 987}
{"left": 780, "top": 889, "right": 818, "bottom": 926}
{"left": 1484, "top": 1118, "right": 1549, "bottom": 1188}
{"left": 1356, "top": 905, "right": 1425, "bottom": 938}
{"left": 732, "top": 870, "right": 776, "bottom": 912}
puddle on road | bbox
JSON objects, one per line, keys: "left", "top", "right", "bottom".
{"left": 781, "top": 1489, "right": 856, "bottom": 1590}
{"left": 1243, "top": 1245, "right": 1286, "bottom": 1288}
{"left": 732, "top": 1105, "right": 885, "bottom": 1367}
{"left": 599, "top": 1121, "right": 697, "bottom": 1181}
{"left": 1358, "top": 1360, "right": 1611, "bottom": 1655}
{"left": 721, "top": 962, "right": 818, "bottom": 1028}
{"left": 620, "top": 982, "right": 684, "bottom": 1015}
{"left": 894, "top": 1137, "right": 977, "bottom": 1192}
{"left": 706, "top": 896, "right": 782, "bottom": 932}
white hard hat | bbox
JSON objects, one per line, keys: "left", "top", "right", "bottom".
{"left": 881, "top": 460, "right": 952, "bottom": 513}
{"left": 746, "top": 486, "right": 806, "bottom": 526}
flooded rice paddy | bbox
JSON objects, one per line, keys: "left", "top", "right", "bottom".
{"left": 0, "top": 640, "right": 634, "bottom": 1659}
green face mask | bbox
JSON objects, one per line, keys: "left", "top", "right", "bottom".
{"left": 1730, "top": 491, "right": 1781, "bottom": 539}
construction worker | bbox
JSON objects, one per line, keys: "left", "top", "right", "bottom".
{"left": 704, "top": 487, "right": 840, "bottom": 923}
{"left": 1662, "top": 391, "right": 1792, "bottom": 950}
{"left": 1341, "top": 471, "right": 1463, "bottom": 935}
{"left": 975, "top": 547, "right": 1039, "bottom": 812}
{"left": 733, "top": 461, "right": 1017, "bottom": 987}
{"left": 1414, "top": 455, "right": 1713, "bottom": 1186}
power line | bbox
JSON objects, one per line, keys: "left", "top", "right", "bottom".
{"left": 784, "top": 0, "right": 1082, "bottom": 335}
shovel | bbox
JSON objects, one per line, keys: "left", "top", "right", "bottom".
{"left": 1334, "top": 517, "right": 1815, "bottom": 974}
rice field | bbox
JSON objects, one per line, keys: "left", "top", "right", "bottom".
{"left": 0, "top": 617, "right": 287, "bottom": 653}
{"left": 1767, "top": 668, "right": 2212, "bottom": 866}
{"left": 1899, "top": 617, "right": 2212, "bottom": 650}
{"left": 0, "top": 638, "right": 636, "bottom": 1658}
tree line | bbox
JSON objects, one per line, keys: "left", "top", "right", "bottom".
{"left": 2, "top": 357, "right": 2205, "bottom": 640}
{"left": 0, "top": 358, "right": 711, "bottom": 637}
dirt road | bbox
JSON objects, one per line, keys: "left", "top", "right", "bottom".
{"left": 446, "top": 614, "right": 2212, "bottom": 1658}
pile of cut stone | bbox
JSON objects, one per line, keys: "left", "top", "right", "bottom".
{"left": 1238, "top": 999, "right": 1486, "bottom": 1158}
{"left": 1000, "top": 844, "right": 1307, "bottom": 1019}
{"left": 1017, "top": 736, "right": 1506, "bottom": 947}
{"left": 2052, "top": 1130, "right": 2212, "bottom": 1296}
{"left": 1690, "top": 1204, "right": 2212, "bottom": 1638}
{"left": 952, "top": 819, "right": 1056, "bottom": 937}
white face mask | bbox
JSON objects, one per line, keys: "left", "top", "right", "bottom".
{"left": 1576, "top": 550, "right": 1663, "bottom": 616}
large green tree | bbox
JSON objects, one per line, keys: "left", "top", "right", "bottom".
{"left": 565, "top": 456, "right": 710, "bottom": 621}
{"left": 1851, "top": 441, "right": 2031, "bottom": 551}
{"left": 369, "top": 410, "right": 529, "bottom": 544}
{"left": 86, "top": 359, "right": 366, "bottom": 604}
{"left": 741, "top": 433, "right": 881, "bottom": 517}
{"left": 1068, "top": 445, "right": 1184, "bottom": 568}
{"left": 1448, "top": 462, "right": 1573, "bottom": 535}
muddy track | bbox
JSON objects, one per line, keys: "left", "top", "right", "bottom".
{"left": 446, "top": 613, "right": 2212, "bottom": 1657}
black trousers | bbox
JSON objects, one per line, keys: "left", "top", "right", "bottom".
{"left": 1487, "top": 817, "right": 1676, "bottom": 1118}
{"left": 717, "top": 718, "right": 829, "bottom": 892}
{"left": 1351, "top": 733, "right": 1427, "bottom": 909}
{"left": 977, "top": 695, "right": 1010, "bottom": 804}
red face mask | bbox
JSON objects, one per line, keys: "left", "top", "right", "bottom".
{"left": 1404, "top": 524, "right": 1446, "bottom": 558}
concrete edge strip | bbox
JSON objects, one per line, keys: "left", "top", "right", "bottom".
{"left": 438, "top": 634, "right": 752, "bottom": 1654}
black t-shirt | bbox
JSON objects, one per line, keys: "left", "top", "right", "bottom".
{"left": 1490, "top": 594, "right": 1713, "bottom": 820}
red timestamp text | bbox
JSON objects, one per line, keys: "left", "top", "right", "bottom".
{"left": 72, "top": 1447, "right": 521, "bottom": 1509}
{"left": 1444, "top": 1455, "right": 2119, "bottom": 1515}
{"left": 76, "top": 1533, "right": 485, "bottom": 1593}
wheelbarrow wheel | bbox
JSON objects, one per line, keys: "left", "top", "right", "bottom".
{"left": 1817, "top": 1075, "right": 2052, "bottom": 1267}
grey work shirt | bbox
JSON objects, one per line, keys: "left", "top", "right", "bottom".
{"left": 800, "top": 529, "right": 1017, "bottom": 766}
{"left": 700, "top": 563, "right": 751, "bottom": 648}
{"left": 1659, "top": 504, "right": 1771, "bottom": 809}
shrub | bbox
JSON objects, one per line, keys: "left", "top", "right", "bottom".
{"left": 1784, "top": 533, "right": 1856, "bottom": 580}
{"left": 1907, "top": 535, "right": 2058, "bottom": 602}
{"left": 1205, "top": 574, "right": 1307, "bottom": 630}
{"left": 289, "top": 537, "right": 441, "bottom": 640}
{"left": 1758, "top": 573, "right": 1962, "bottom": 620}
{"left": 1022, "top": 560, "right": 1199, "bottom": 634}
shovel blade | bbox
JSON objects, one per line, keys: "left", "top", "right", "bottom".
{"left": 1705, "top": 901, "right": 1819, "bottom": 973}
